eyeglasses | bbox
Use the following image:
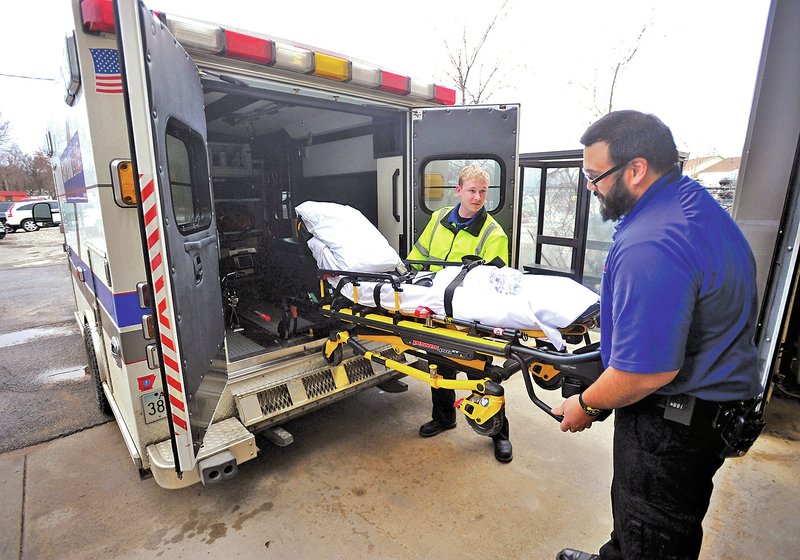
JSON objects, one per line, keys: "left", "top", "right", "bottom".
{"left": 582, "top": 161, "right": 629, "bottom": 186}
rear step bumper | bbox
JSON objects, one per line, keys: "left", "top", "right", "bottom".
{"left": 145, "top": 417, "right": 256, "bottom": 489}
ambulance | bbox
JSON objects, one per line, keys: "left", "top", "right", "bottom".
{"left": 52, "top": 0, "right": 520, "bottom": 488}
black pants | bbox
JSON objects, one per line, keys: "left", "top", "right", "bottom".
{"left": 599, "top": 396, "right": 726, "bottom": 560}
{"left": 430, "top": 364, "right": 510, "bottom": 442}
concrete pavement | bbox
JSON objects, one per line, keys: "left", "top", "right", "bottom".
{"left": 1, "top": 376, "right": 799, "bottom": 560}
{"left": 0, "top": 227, "right": 111, "bottom": 453}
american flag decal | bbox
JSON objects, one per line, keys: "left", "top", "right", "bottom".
{"left": 89, "top": 48, "right": 123, "bottom": 94}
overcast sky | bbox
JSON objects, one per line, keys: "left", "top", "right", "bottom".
{"left": 0, "top": 0, "right": 771, "bottom": 158}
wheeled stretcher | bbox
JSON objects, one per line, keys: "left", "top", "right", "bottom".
{"left": 317, "top": 262, "right": 608, "bottom": 434}
{"left": 295, "top": 201, "right": 609, "bottom": 433}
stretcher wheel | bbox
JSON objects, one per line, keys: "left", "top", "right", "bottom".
{"left": 325, "top": 344, "right": 343, "bottom": 366}
{"left": 533, "top": 373, "right": 562, "bottom": 390}
{"left": 529, "top": 362, "right": 563, "bottom": 391}
{"left": 466, "top": 404, "right": 505, "bottom": 437}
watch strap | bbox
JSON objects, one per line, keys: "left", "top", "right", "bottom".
{"left": 579, "top": 392, "right": 603, "bottom": 417}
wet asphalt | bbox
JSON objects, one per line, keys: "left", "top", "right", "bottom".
{"left": 0, "top": 226, "right": 111, "bottom": 454}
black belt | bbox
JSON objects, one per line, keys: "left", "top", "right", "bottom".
{"left": 631, "top": 393, "right": 759, "bottom": 427}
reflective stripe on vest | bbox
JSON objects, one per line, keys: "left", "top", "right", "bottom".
{"left": 474, "top": 222, "right": 497, "bottom": 256}
{"left": 414, "top": 239, "right": 430, "bottom": 257}
{"left": 417, "top": 209, "right": 445, "bottom": 258}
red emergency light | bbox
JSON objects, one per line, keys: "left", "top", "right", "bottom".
{"left": 433, "top": 85, "right": 456, "bottom": 106}
{"left": 76, "top": 1, "right": 457, "bottom": 106}
{"left": 379, "top": 71, "right": 410, "bottom": 95}
{"left": 224, "top": 30, "right": 275, "bottom": 66}
{"left": 80, "top": 0, "right": 115, "bottom": 34}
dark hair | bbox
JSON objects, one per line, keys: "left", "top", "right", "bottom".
{"left": 580, "top": 110, "right": 678, "bottom": 174}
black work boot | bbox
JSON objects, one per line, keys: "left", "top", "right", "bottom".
{"left": 418, "top": 419, "right": 457, "bottom": 437}
{"left": 493, "top": 438, "right": 513, "bottom": 463}
{"left": 555, "top": 549, "right": 600, "bottom": 560}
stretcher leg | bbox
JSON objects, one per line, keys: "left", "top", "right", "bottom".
{"left": 326, "top": 330, "right": 506, "bottom": 436}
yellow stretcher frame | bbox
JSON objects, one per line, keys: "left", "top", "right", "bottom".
{"left": 320, "top": 297, "right": 605, "bottom": 428}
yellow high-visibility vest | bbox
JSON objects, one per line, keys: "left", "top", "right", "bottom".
{"left": 407, "top": 206, "right": 508, "bottom": 271}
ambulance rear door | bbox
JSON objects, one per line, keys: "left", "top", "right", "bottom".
{"left": 115, "top": 0, "right": 226, "bottom": 473}
{"left": 410, "top": 105, "right": 520, "bottom": 266}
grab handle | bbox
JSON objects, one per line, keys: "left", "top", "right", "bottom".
{"left": 392, "top": 168, "right": 400, "bottom": 222}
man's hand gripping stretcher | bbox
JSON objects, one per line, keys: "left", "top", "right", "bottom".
{"left": 296, "top": 201, "right": 611, "bottom": 434}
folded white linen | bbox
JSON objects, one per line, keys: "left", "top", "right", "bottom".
{"left": 296, "top": 201, "right": 402, "bottom": 273}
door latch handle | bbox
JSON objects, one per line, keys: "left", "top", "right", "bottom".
{"left": 183, "top": 234, "right": 217, "bottom": 252}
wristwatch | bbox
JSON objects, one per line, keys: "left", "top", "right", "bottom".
{"left": 578, "top": 392, "right": 604, "bottom": 417}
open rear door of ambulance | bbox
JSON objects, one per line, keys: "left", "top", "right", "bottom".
{"left": 410, "top": 105, "right": 520, "bottom": 266}
{"left": 115, "top": 0, "right": 226, "bottom": 474}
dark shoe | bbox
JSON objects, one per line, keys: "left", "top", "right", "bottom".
{"left": 377, "top": 377, "right": 408, "bottom": 393}
{"left": 419, "top": 419, "right": 457, "bottom": 438}
{"left": 555, "top": 549, "right": 600, "bottom": 560}
{"left": 493, "top": 438, "right": 513, "bottom": 463}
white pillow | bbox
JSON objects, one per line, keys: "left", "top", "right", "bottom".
{"left": 295, "top": 201, "right": 403, "bottom": 273}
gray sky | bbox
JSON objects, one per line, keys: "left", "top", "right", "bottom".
{"left": 0, "top": 0, "right": 771, "bottom": 158}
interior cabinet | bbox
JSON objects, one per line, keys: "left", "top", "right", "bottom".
{"left": 209, "top": 142, "right": 253, "bottom": 177}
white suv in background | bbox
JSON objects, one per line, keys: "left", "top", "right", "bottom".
{"left": 4, "top": 200, "right": 61, "bottom": 233}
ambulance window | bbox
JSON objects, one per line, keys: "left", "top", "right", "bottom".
{"left": 421, "top": 159, "right": 502, "bottom": 214}
{"left": 165, "top": 119, "right": 211, "bottom": 234}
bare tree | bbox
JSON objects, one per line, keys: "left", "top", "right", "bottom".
{"left": 443, "top": 1, "right": 510, "bottom": 105}
{"left": 0, "top": 145, "right": 28, "bottom": 191}
{"left": 0, "top": 146, "right": 55, "bottom": 195}
{"left": 577, "top": 22, "right": 651, "bottom": 118}
{"left": 28, "top": 150, "right": 56, "bottom": 197}
{"left": 604, "top": 23, "right": 649, "bottom": 114}
{"left": 0, "top": 114, "right": 11, "bottom": 156}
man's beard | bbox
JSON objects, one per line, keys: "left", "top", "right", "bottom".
{"left": 599, "top": 173, "right": 638, "bottom": 222}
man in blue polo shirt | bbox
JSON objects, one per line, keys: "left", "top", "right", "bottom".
{"left": 553, "top": 111, "right": 761, "bottom": 560}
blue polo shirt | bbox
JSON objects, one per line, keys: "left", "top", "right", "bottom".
{"left": 601, "top": 167, "right": 761, "bottom": 400}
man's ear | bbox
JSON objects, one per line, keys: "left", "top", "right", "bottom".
{"left": 629, "top": 157, "right": 649, "bottom": 189}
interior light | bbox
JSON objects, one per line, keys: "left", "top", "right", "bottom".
{"left": 224, "top": 30, "right": 275, "bottom": 65}
{"left": 313, "top": 53, "right": 351, "bottom": 82}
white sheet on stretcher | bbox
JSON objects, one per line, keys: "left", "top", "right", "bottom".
{"left": 296, "top": 201, "right": 599, "bottom": 349}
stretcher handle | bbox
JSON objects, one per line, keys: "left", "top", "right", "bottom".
{"left": 318, "top": 268, "right": 412, "bottom": 290}
{"left": 509, "top": 344, "right": 601, "bottom": 367}
{"left": 514, "top": 353, "right": 564, "bottom": 422}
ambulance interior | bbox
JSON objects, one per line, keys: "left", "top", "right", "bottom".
{"left": 201, "top": 79, "right": 407, "bottom": 361}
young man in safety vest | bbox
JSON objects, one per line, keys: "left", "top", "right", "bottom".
{"left": 407, "top": 163, "right": 513, "bottom": 463}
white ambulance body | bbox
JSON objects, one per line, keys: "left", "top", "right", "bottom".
{"left": 52, "top": 0, "right": 520, "bottom": 488}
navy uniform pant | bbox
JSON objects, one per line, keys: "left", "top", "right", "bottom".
{"left": 599, "top": 396, "right": 726, "bottom": 560}
{"left": 430, "top": 364, "right": 510, "bottom": 442}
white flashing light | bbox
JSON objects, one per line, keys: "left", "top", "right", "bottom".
{"left": 408, "top": 79, "right": 435, "bottom": 100}
{"left": 273, "top": 43, "right": 315, "bottom": 74}
{"left": 165, "top": 15, "right": 224, "bottom": 54}
{"left": 350, "top": 61, "right": 381, "bottom": 88}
